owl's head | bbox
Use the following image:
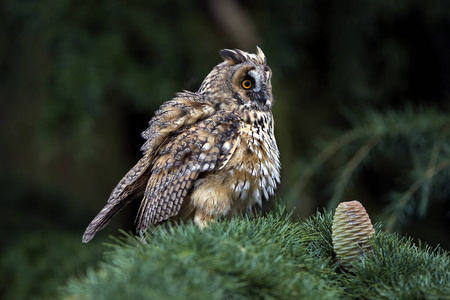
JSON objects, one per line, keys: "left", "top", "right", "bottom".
{"left": 199, "top": 47, "right": 273, "bottom": 112}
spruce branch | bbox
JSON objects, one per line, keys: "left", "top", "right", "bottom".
{"left": 385, "top": 158, "right": 450, "bottom": 230}
{"left": 62, "top": 209, "right": 450, "bottom": 300}
{"left": 290, "top": 107, "right": 450, "bottom": 230}
{"left": 419, "top": 125, "right": 450, "bottom": 216}
{"left": 291, "top": 129, "right": 365, "bottom": 195}
{"left": 328, "top": 136, "right": 380, "bottom": 209}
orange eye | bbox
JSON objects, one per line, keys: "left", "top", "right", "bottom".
{"left": 241, "top": 79, "right": 252, "bottom": 90}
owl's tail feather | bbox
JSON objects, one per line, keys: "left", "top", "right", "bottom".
{"left": 82, "top": 201, "right": 131, "bottom": 243}
{"left": 82, "top": 156, "right": 151, "bottom": 243}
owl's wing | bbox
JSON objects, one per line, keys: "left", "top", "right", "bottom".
{"left": 140, "top": 93, "right": 215, "bottom": 155}
{"left": 82, "top": 155, "right": 152, "bottom": 243}
{"left": 135, "top": 112, "right": 243, "bottom": 234}
{"left": 82, "top": 94, "right": 216, "bottom": 243}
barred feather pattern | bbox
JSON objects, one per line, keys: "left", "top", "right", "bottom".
{"left": 83, "top": 47, "right": 280, "bottom": 242}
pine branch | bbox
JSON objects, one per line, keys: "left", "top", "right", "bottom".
{"left": 419, "top": 125, "right": 450, "bottom": 215}
{"left": 62, "top": 208, "right": 450, "bottom": 300}
{"left": 290, "top": 107, "right": 450, "bottom": 229}
{"left": 291, "top": 129, "right": 366, "bottom": 195}
{"left": 385, "top": 158, "right": 450, "bottom": 230}
{"left": 328, "top": 136, "right": 380, "bottom": 209}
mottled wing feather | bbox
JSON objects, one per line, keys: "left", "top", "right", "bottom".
{"left": 82, "top": 93, "right": 215, "bottom": 243}
{"left": 135, "top": 112, "right": 243, "bottom": 234}
{"left": 141, "top": 93, "right": 215, "bottom": 154}
{"left": 82, "top": 155, "right": 151, "bottom": 243}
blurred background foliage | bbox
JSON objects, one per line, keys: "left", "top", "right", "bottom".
{"left": 0, "top": 0, "right": 449, "bottom": 298}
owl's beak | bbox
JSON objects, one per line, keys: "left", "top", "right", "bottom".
{"left": 252, "top": 91, "right": 269, "bottom": 109}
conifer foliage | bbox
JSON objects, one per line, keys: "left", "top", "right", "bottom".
{"left": 62, "top": 207, "right": 450, "bottom": 299}
{"left": 289, "top": 108, "right": 450, "bottom": 230}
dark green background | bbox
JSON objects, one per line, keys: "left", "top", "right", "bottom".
{"left": 1, "top": 0, "right": 449, "bottom": 298}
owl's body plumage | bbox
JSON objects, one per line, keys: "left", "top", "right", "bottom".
{"left": 82, "top": 48, "right": 280, "bottom": 243}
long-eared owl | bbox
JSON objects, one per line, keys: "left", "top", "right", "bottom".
{"left": 83, "top": 47, "right": 280, "bottom": 243}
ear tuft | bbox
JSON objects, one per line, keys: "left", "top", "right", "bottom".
{"left": 256, "top": 46, "right": 267, "bottom": 64}
{"left": 219, "top": 49, "right": 247, "bottom": 65}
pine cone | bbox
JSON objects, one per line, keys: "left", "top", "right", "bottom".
{"left": 332, "top": 200, "right": 375, "bottom": 271}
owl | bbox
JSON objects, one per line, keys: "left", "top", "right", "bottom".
{"left": 82, "top": 47, "right": 280, "bottom": 243}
